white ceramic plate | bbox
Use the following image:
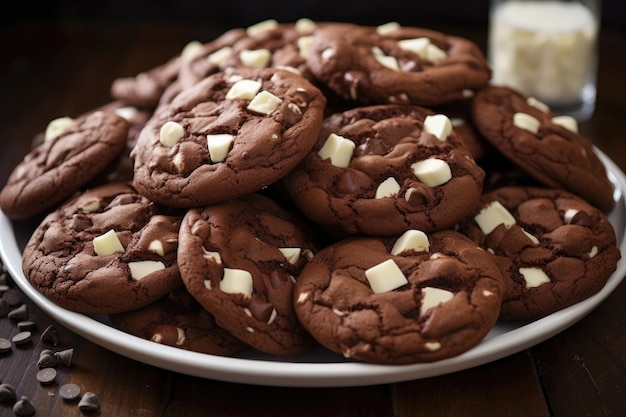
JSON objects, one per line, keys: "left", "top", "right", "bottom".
{"left": 1, "top": 150, "right": 625, "bottom": 387}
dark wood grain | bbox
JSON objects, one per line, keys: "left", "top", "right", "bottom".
{"left": 1, "top": 21, "right": 625, "bottom": 417}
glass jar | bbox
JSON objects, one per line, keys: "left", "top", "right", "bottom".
{"left": 488, "top": 0, "right": 601, "bottom": 120}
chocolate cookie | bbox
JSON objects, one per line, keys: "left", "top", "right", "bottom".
{"left": 177, "top": 193, "right": 318, "bottom": 357}
{"left": 293, "top": 229, "right": 503, "bottom": 364}
{"left": 109, "top": 286, "right": 249, "bottom": 356}
{"left": 282, "top": 104, "right": 485, "bottom": 236}
{"left": 457, "top": 186, "right": 621, "bottom": 320}
{"left": 22, "top": 182, "right": 183, "bottom": 314}
{"left": 131, "top": 66, "right": 326, "bottom": 208}
{"left": 304, "top": 22, "right": 491, "bottom": 106}
{"left": 471, "top": 85, "right": 615, "bottom": 212}
{"left": 0, "top": 110, "right": 129, "bottom": 220}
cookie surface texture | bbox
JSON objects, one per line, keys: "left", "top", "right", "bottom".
{"left": 457, "top": 186, "right": 621, "bottom": 320}
{"left": 471, "top": 85, "right": 615, "bottom": 212}
{"left": 177, "top": 193, "right": 318, "bottom": 356}
{"left": 283, "top": 104, "right": 485, "bottom": 236}
{"left": 132, "top": 66, "right": 326, "bottom": 208}
{"left": 305, "top": 23, "right": 491, "bottom": 106}
{"left": 22, "top": 182, "right": 183, "bottom": 314}
{"left": 293, "top": 229, "right": 503, "bottom": 364}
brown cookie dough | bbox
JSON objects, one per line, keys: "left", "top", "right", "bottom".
{"left": 471, "top": 85, "right": 615, "bottom": 212}
{"left": 457, "top": 186, "right": 621, "bottom": 320}
{"left": 22, "top": 182, "right": 184, "bottom": 314}
{"left": 304, "top": 22, "right": 491, "bottom": 106}
{"left": 177, "top": 193, "right": 319, "bottom": 357}
{"left": 282, "top": 104, "right": 485, "bottom": 236}
{"left": 0, "top": 110, "right": 129, "bottom": 220}
{"left": 108, "top": 286, "right": 249, "bottom": 356}
{"left": 293, "top": 229, "right": 503, "bottom": 364}
{"left": 131, "top": 66, "right": 326, "bottom": 208}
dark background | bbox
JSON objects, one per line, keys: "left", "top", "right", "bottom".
{"left": 4, "top": 0, "right": 625, "bottom": 31}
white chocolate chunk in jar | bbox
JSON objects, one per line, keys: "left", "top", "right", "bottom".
{"left": 365, "top": 259, "right": 408, "bottom": 294}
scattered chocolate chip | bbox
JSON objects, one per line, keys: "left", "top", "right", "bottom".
{"left": 8, "top": 303, "right": 28, "bottom": 321}
{"left": 17, "top": 320, "right": 37, "bottom": 331}
{"left": 0, "top": 271, "right": 8, "bottom": 285}
{"left": 54, "top": 348, "right": 74, "bottom": 367}
{"left": 13, "top": 396, "right": 36, "bottom": 416}
{"left": 0, "top": 383, "right": 17, "bottom": 402}
{"left": 2, "top": 288, "right": 22, "bottom": 306}
{"left": 59, "top": 383, "right": 81, "bottom": 401}
{"left": 38, "top": 352, "right": 57, "bottom": 369}
{"left": 0, "top": 284, "right": 9, "bottom": 292}
{"left": 0, "top": 298, "right": 9, "bottom": 317}
{"left": 0, "top": 338, "right": 11, "bottom": 354}
{"left": 36, "top": 367, "right": 57, "bottom": 385}
{"left": 78, "top": 392, "right": 100, "bottom": 412}
{"left": 40, "top": 324, "right": 61, "bottom": 345}
{"left": 11, "top": 331, "right": 32, "bottom": 346}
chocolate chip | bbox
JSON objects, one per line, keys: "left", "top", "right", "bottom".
{"left": 78, "top": 392, "right": 100, "bottom": 412}
{"left": 59, "top": 383, "right": 81, "bottom": 401}
{"left": 38, "top": 352, "right": 57, "bottom": 369}
{"left": 0, "top": 338, "right": 11, "bottom": 354}
{"left": 569, "top": 210, "right": 593, "bottom": 227}
{"left": 54, "top": 348, "right": 74, "bottom": 367}
{"left": 8, "top": 303, "right": 29, "bottom": 322}
{"left": 40, "top": 324, "right": 61, "bottom": 345}
{"left": 13, "top": 396, "right": 36, "bottom": 416}
{"left": 151, "top": 325, "right": 180, "bottom": 346}
{"left": 36, "top": 367, "right": 57, "bottom": 385}
{"left": 0, "top": 383, "right": 17, "bottom": 402}
{"left": 0, "top": 298, "right": 9, "bottom": 317}
{"left": 17, "top": 320, "right": 36, "bottom": 331}
{"left": 2, "top": 288, "right": 22, "bottom": 306}
{"left": 11, "top": 331, "right": 32, "bottom": 346}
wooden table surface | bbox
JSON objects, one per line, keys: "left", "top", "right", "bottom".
{"left": 1, "top": 20, "right": 625, "bottom": 417}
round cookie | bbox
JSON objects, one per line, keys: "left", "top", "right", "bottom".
{"left": 177, "top": 193, "right": 319, "bottom": 357}
{"left": 457, "top": 186, "right": 621, "bottom": 320}
{"left": 293, "top": 229, "right": 503, "bottom": 364}
{"left": 0, "top": 110, "right": 129, "bottom": 220}
{"left": 304, "top": 22, "right": 491, "bottom": 106}
{"left": 282, "top": 104, "right": 485, "bottom": 236}
{"left": 108, "top": 286, "right": 249, "bottom": 356}
{"left": 470, "top": 85, "right": 615, "bottom": 212}
{"left": 22, "top": 182, "right": 184, "bottom": 314}
{"left": 131, "top": 66, "right": 327, "bottom": 208}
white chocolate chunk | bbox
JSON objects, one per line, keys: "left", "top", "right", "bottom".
{"left": 219, "top": 268, "right": 253, "bottom": 298}
{"left": 522, "top": 229, "right": 540, "bottom": 245}
{"left": 423, "top": 114, "right": 452, "bottom": 141}
{"left": 239, "top": 48, "right": 271, "bottom": 68}
{"left": 148, "top": 240, "right": 164, "bottom": 256}
{"left": 159, "top": 121, "right": 185, "bottom": 147}
{"left": 81, "top": 199, "right": 100, "bottom": 213}
{"left": 397, "top": 37, "right": 430, "bottom": 58}
{"left": 321, "top": 48, "right": 335, "bottom": 61}
{"left": 474, "top": 201, "right": 516, "bottom": 235}
{"left": 519, "top": 267, "right": 551, "bottom": 288}
{"left": 317, "top": 133, "right": 355, "bottom": 168}
{"left": 365, "top": 259, "right": 408, "bottom": 294}
{"left": 588, "top": 246, "right": 598, "bottom": 258}
{"left": 45, "top": 116, "right": 74, "bottom": 141}
{"left": 551, "top": 115, "right": 579, "bottom": 132}
{"left": 391, "top": 229, "right": 429, "bottom": 255}
{"left": 246, "top": 19, "right": 278, "bottom": 36}
{"left": 420, "top": 287, "right": 454, "bottom": 317}
{"left": 513, "top": 112, "right": 541, "bottom": 134}
{"left": 297, "top": 35, "right": 314, "bottom": 57}
{"left": 295, "top": 18, "right": 316, "bottom": 34}
{"left": 527, "top": 97, "right": 550, "bottom": 113}
{"left": 278, "top": 247, "right": 301, "bottom": 265}
{"left": 175, "top": 327, "right": 186, "bottom": 345}
{"left": 375, "top": 177, "right": 401, "bottom": 199}
{"left": 207, "top": 134, "right": 235, "bottom": 163}
{"left": 247, "top": 91, "right": 283, "bottom": 115}
{"left": 372, "top": 48, "right": 399, "bottom": 70}
{"left": 114, "top": 106, "right": 138, "bottom": 121}
{"left": 425, "top": 43, "right": 447, "bottom": 62}
{"left": 377, "top": 21, "right": 401, "bottom": 35}
{"left": 226, "top": 79, "right": 262, "bottom": 100}
{"left": 207, "top": 46, "right": 233, "bottom": 67}
{"left": 424, "top": 342, "right": 441, "bottom": 351}
{"left": 267, "top": 308, "right": 278, "bottom": 325}
{"left": 563, "top": 208, "right": 579, "bottom": 223}
{"left": 411, "top": 158, "right": 452, "bottom": 187}
{"left": 203, "top": 279, "right": 212, "bottom": 290}
{"left": 181, "top": 40, "right": 203, "bottom": 61}
{"left": 202, "top": 248, "right": 222, "bottom": 264}
{"left": 128, "top": 260, "right": 166, "bottom": 280}
{"left": 93, "top": 229, "right": 125, "bottom": 256}
{"left": 297, "top": 292, "right": 310, "bottom": 304}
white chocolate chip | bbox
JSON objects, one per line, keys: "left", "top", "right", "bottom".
{"left": 202, "top": 248, "right": 222, "bottom": 264}
{"left": 278, "top": 247, "right": 301, "bottom": 265}
{"left": 246, "top": 19, "right": 278, "bottom": 36}
{"left": 474, "top": 200, "right": 516, "bottom": 235}
{"left": 513, "top": 112, "right": 541, "bottom": 134}
{"left": 522, "top": 229, "right": 540, "bottom": 245}
{"left": 462, "top": 89, "right": 475, "bottom": 98}
{"left": 563, "top": 208, "right": 579, "bottom": 223}
{"left": 175, "top": 327, "right": 186, "bottom": 345}
{"left": 267, "top": 308, "right": 278, "bottom": 325}
{"left": 219, "top": 268, "right": 253, "bottom": 298}
{"left": 420, "top": 287, "right": 454, "bottom": 317}
{"left": 239, "top": 49, "right": 271, "bottom": 68}
{"left": 424, "top": 342, "right": 441, "bottom": 351}
{"left": 321, "top": 48, "right": 335, "bottom": 61}
{"left": 93, "top": 229, "right": 125, "bottom": 256}
{"left": 128, "top": 260, "right": 166, "bottom": 280}
{"left": 247, "top": 91, "right": 283, "bottom": 115}
{"left": 365, "top": 259, "right": 408, "bottom": 294}
{"left": 375, "top": 177, "right": 401, "bottom": 199}
{"left": 450, "top": 117, "right": 465, "bottom": 128}
{"left": 81, "top": 199, "right": 100, "bottom": 213}
{"left": 226, "top": 79, "right": 262, "bottom": 100}
{"left": 203, "top": 279, "right": 212, "bottom": 290}
{"left": 207, "top": 46, "right": 233, "bottom": 67}
{"left": 114, "top": 106, "right": 138, "bottom": 121}
{"left": 551, "top": 115, "right": 579, "bottom": 132}
{"left": 295, "top": 17, "right": 316, "bottom": 34}
{"left": 297, "top": 35, "right": 314, "bottom": 57}
{"left": 159, "top": 121, "right": 185, "bottom": 147}
{"left": 45, "top": 116, "right": 74, "bottom": 142}
{"left": 527, "top": 97, "right": 550, "bottom": 113}
{"left": 297, "top": 292, "right": 309, "bottom": 304}
{"left": 425, "top": 43, "right": 447, "bottom": 62}
{"left": 483, "top": 289, "right": 495, "bottom": 297}
{"left": 588, "top": 246, "right": 598, "bottom": 258}
{"left": 391, "top": 229, "right": 429, "bottom": 255}
{"left": 181, "top": 40, "right": 204, "bottom": 61}
{"left": 207, "top": 134, "right": 235, "bottom": 163}
{"left": 317, "top": 133, "right": 355, "bottom": 168}
{"left": 411, "top": 158, "right": 452, "bottom": 187}
{"left": 148, "top": 240, "right": 165, "bottom": 256}
{"left": 397, "top": 37, "right": 430, "bottom": 58}
{"left": 519, "top": 267, "right": 551, "bottom": 288}
{"left": 376, "top": 21, "right": 401, "bottom": 35}
{"left": 372, "top": 48, "right": 400, "bottom": 70}
{"left": 423, "top": 114, "right": 452, "bottom": 141}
